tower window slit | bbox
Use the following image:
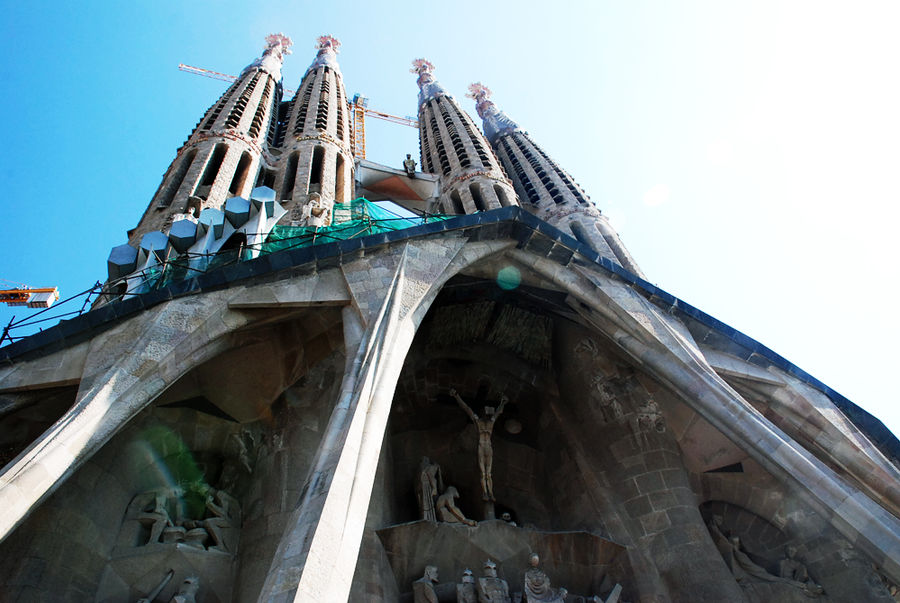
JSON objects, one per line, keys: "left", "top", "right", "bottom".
{"left": 494, "top": 185, "right": 510, "bottom": 207}
{"left": 229, "top": 152, "right": 253, "bottom": 195}
{"left": 310, "top": 146, "right": 325, "bottom": 190}
{"left": 470, "top": 183, "right": 487, "bottom": 211}
{"left": 335, "top": 153, "right": 346, "bottom": 203}
{"left": 283, "top": 152, "right": 299, "bottom": 200}
{"left": 226, "top": 73, "right": 260, "bottom": 127}
{"left": 335, "top": 86, "right": 345, "bottom": 141}
{"left": 293, "top": 78, "right": 315, "bottom": 135}
{"left": 450, "top": 190, "right": 465, "bottom": 214}
{"left": 199, "top": 143, "right": 228, "bottom": 188}
{"left": 248, "top": 78, "right": 274, "bottom": 140}
{"left": 157, "top": 149, "right": 196, "bottom": 208}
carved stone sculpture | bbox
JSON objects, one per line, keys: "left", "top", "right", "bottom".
{"left": 478, "top": 559, "right": 511, "bottom": 602}
{"left": 458, "top": 568, "right": 478, "bottom": 603}
{"left": 413, "top": 565, "right": 440, "bottom": 603}
{"left": 404, "top": 153, "right": 417, "bottom": 177}
{"left": 300, "top": 192, "right": 333, "bottom": 228}
{"left": 416, "top": 456, "right": 443, "bottom": 522}
{"left": 170, "top": 576, "right": 199, "bottom": 603}
{"left": 203, "top": 489, "right": 241, "bottom": 553}
{"left": 450, "top": 388, "right": 508, "bottom": 501}
{"left": 436, "top": 486, "right": 477, "bottom": 526}
{"left": 778, "top": 546, "right": 824, "bottom": 596}
{"left": 636, "top": 399, "right": 665, "bottom": 433}
{"left": 709, "top": 517, "right": 823, "bottom": 596}
{"left": 523, "top": 553, "right": 567, "bottom": 603}
{"left": 137, "top": 491, "right": 173, "bottom": 545}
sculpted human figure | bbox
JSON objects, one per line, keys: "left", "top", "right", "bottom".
{"left": 203, "top": 489, "right": 241, "bottom": 553}
{"left": 458, "top": 568, "right": 478, "bottom": 603}
{"left": 478, "top": 559, "right": 511, "bottom": 602}
{"left": 450, "top": 388, "right": 508, "bottom": 500}
{"left": 436, "top": 486, "right": 477, "bottom": 526}
{"left": 413, "top": 565, "right": 440, "bottom": 603}
{"left": 416, "top": 456, "right": 443, "bottom": 522}
{"left": 170, "top": 576, "right": 199, "bottom": 603}
{"left": 137, "top": 491, "right": 173, "bottom": 545}
{"left": 523, "top": 553, "right": 567, "bottom": 603}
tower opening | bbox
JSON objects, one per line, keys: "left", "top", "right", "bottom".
{"left": 283, "top": 152, "right": 299, "bottom": 201}
{"left": 450, "top": 190, "right": 465, "bottom": 214}
{"left": 229, "top": 152, "right": 253, "bottom": 196}
{"left": 494, "top": 184, "right": 510, "bottom": 208}
{"left": 469, "top": 183, "right": 487, "bottom": 212}
{"left": 309, "top": 146, "right": 325, "bottom": 192}
{"left": 199, "top": 144, "right": 228, "bottom": 188}
{"left": 335, "top": 153, "right": 346, "bottom": 203}
{"left": 157, "top": 149, "right": 196, "bottom": 208}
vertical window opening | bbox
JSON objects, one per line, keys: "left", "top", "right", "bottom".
{"left": 494, "top": 184, "right": 510, "bottom": 207}
{"left": 283, "top": 152, "right": 299, "bottom": 200}
{"left": 310, "top": 146, "right": 325, "bottom": 190}
{"left": 229, "top": 152, "right": 252, "bottom": 195}
{"left": 469, "top": 184, "right": 487, "bottom": 211}
{"left": 200, "top": 144, "right": 228, "bottom": 187}
{"left": 335, "top": 154, "right": 346, "bottom": 203}
{"left": 450, "top": 190, "right": 465, "bottom": 214}
{"left": 157, "top": 149, "right": 196, "bottom": 208}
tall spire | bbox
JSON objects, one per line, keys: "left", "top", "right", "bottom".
{"left": 272, "top": 35, "right": 354, "bottom": 226}
{"left": 411, "top": 60, "right": 517, "bottom": 215}
{"left": 467, "top": 83, "right": 520, "bottom": 144}
{"left": 468, "top": 83, "right": 643, "bottom": 276}
{"left": 127, "top": 34, "right": 289, "bottom": 248}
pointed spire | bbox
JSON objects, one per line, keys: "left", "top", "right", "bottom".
{"left": 411, "top": 58, "right": 450, "bottom": 105}
{"left": 306, "top": 35, "right": 342, "bottom": 76}
{"left": 241, "top": 33, "right": 293, "bottom": 80}
{"left": 467, "top": 83, "right": 520, "bottom": 144}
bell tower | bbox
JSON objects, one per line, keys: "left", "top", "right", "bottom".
{"left": 411, "top": 59, "right": 517, "bottom": 215}
{"left": 468, "top": 83, "right": 643, "bottom": 276}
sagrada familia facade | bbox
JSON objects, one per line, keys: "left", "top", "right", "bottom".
{"left": 0, "top": 34, "right": 898, "bottom": 602}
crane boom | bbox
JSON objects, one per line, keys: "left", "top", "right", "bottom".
{"left": 0, "top": 287, "right": 59, "bottom": 308}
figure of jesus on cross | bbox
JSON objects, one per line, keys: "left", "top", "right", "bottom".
{"left": 450, "top": 388, "right": 508, "bottom": 501}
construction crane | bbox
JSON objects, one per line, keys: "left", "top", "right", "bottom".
{"left": 0, "top": 281, "right": 59, "bottom": 309}
{"left": 178, "top": 63, "right": 418, "bottom": 159}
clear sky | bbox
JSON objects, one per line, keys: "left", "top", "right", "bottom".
{"left": 2, "top": 2, "right": 899, "bottom": 435}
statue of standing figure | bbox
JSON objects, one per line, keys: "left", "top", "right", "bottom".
{"left": 413, "top": 565, "right": 440, "bottom": 603}
{"left": 450, "top": 388, "right": 508, "bottom": 501}
{"left": 416, "top": 456, "right": 444, "bottom": 522}
{"left": 478, "top": 559, "right": 511, "bottom": 602}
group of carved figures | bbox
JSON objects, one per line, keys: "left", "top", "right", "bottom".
{"left": 414, "top": 554, "right": 621, "bottom": 603}
{"left": 135, "top": 487, "right": 241, "bottom": 553}
{"left": 708, "top": 516, "right": 824, "bottom": 597}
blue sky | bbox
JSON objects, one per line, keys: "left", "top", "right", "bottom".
{"left": 2, "top": 1, "right": 899, "bottom": 435}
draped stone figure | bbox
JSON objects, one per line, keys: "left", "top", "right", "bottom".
{"left": 436, "top": 486, "right": 477, "bottom": 526}
{"left": 414, "top": 565, "right": 440, "bottom": 603}
{"left": 450, "top": 388, "right": 508, "bottom": 501}
{"left": 458, "top": 568, "right": 478, "bottom": 603}
{"left": 416, "top": 456, "right": 443, "bottom": 522}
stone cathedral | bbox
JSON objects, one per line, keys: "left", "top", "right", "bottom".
{"left": 0, "top": 34, "right": 898, "bottom": 603}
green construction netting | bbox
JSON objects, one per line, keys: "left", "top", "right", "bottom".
{"left": 141, "top": 198, "right": 450, "bottom": 291}
{"left": 260, "top": 198, "right": 448, "bottom": 254}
